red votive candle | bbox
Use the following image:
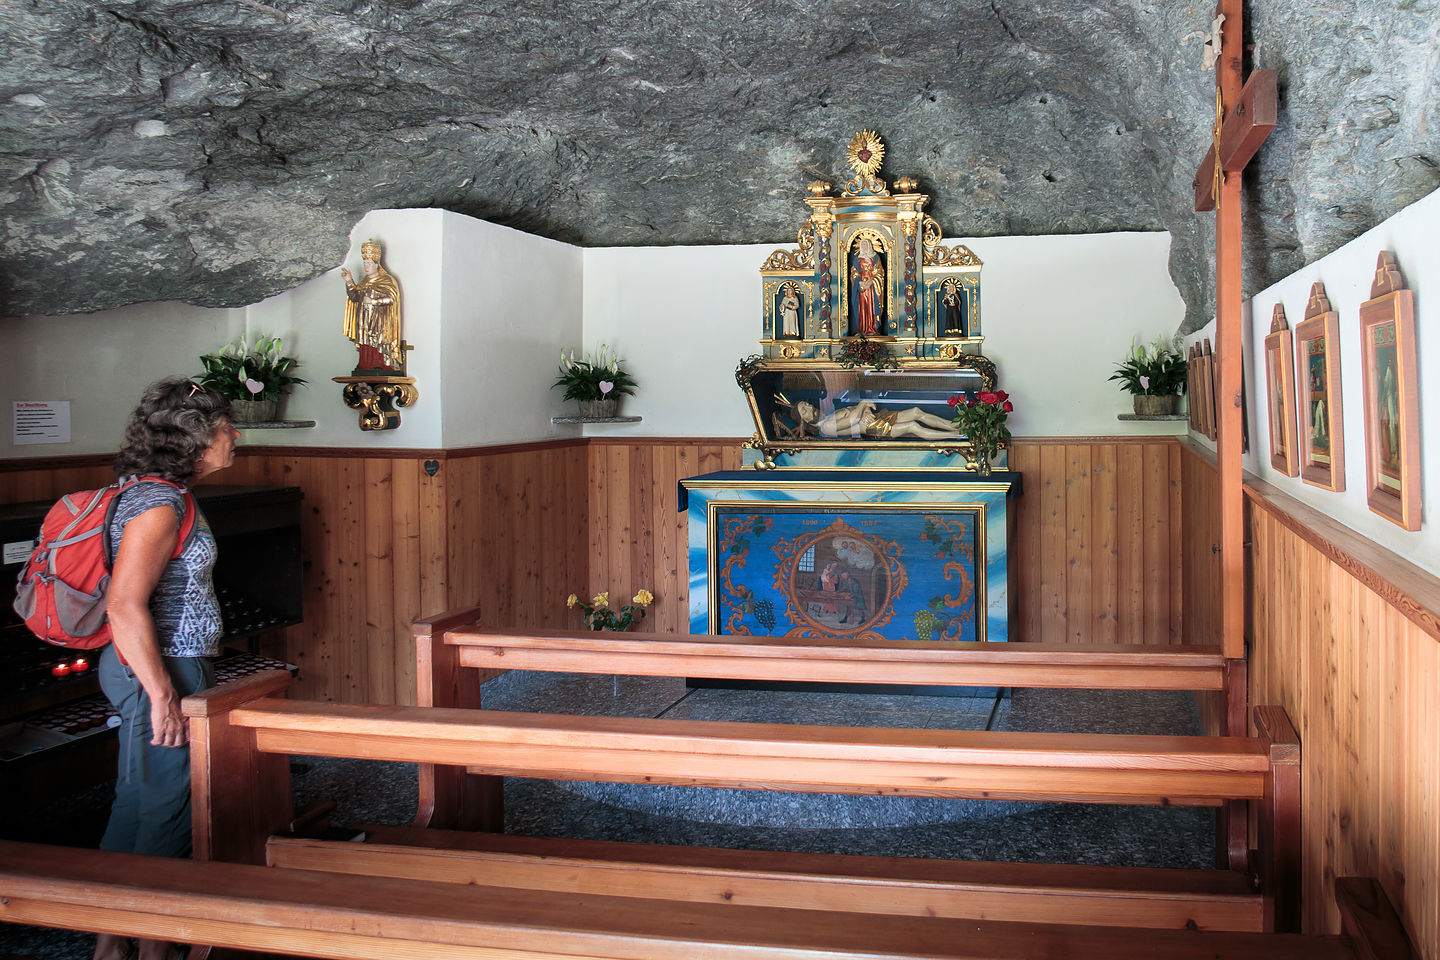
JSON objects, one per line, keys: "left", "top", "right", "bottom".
{"left": 71, "top": 658, "right": 89, "bottom": 673}
{"left": 51, "top": 663, "right": 71, "bottom": 677}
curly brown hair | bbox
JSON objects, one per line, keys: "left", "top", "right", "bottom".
{"left": 114, "top": 377, "right": 234, "bottom": 485}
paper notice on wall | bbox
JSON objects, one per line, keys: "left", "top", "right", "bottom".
{"left": 13, "top": 401, "right": 71, "bottom": 445}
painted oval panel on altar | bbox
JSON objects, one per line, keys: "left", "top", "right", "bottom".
{"left": 711, "top": 506, "right": 983, "bottom": 642}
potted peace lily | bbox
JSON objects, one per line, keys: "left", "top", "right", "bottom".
{"left": 1109, "top": 335, "right": 1188, "bottom": 415}
{"left": 553, "top": 344, "right": 638, "bottom": 418}
{"left": 197, "top": 334, "right": 307, "bottom": 424}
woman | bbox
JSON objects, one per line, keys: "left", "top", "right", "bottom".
{"left": 93, "top": 377, "right": 237, "bottom": 960}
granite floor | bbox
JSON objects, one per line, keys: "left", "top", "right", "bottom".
{"left": 2, "top": 675, "right": 1215, "bottom": 959}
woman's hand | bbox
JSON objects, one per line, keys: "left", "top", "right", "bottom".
{"left": 149, "top": 692, "right": 187, "bottom": 748}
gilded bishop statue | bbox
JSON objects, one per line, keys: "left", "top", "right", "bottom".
{"left": 341, "top": 239, "right": 405, "bottom": 374}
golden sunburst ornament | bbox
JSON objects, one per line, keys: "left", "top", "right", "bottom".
{"left": 845, "top": 130, "right": 885, "bottom": 178}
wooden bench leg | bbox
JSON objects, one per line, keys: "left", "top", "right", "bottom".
{"left": 413, "top": 607, "right": 503, "bottom": 832}
{"left": 183, "top": 669, "right": 295, "bottom": 866}
{"left": 1254, "top": 704, "right": 1300, "bottom": 933}
{"left": 1217, "top": 657, "right": 1249, "bottom": 870}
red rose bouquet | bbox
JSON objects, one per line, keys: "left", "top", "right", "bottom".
{"left": 948, "top": 389, "right": 1014, "bottom": 474}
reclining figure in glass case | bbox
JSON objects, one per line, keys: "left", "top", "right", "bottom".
{"left": 793, "top": 399, "right": 961, "bottom": 441}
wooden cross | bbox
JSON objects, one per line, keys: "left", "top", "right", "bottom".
{"left": 1191, "top": 0, "right": 1276, "bottom": 664}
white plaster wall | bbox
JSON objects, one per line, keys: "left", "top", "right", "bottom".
{"left": 582, "top": 244, "right": 772, "bottom": 438}
{"left": 965, "top": 231, "right": 1187, "bottom": 437}
{"left": 439, "top": 213, "right": 584, "bottom": 447}
{"left": 1, "top": 213, "right": 1186, "bottom": 459}
{"left": 0, "top": 301, "right": 243, "bottom": 458}
{"left": 0, "top": 209, "right": 449, "bottom": 457}
{"left": 246, "top": 208, "right": 446, "bottom": 448}
{"left": 1188, "top": 187, "right": 1440, "bottom": 577}
{"left": 582, "top": 232, "right": 1188, "bottom": 438}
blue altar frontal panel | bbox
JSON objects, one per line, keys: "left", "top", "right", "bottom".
{"left": 680, "top": 472, "right": 1018, "bottom": 643}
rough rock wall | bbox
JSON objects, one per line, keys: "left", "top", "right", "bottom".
{"left": 1, "top": 0, "right": 1435, "bottom": 328}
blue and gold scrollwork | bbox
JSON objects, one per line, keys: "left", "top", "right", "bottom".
{"left": 716, "top": 514, "right": 774, "bottom": 635}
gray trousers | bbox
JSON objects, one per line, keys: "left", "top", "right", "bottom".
{"left": 97, "top": 645, "right": 214, "bottom": 857}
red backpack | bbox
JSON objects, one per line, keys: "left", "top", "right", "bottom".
{"left": 12, "top": 477, "right": 197, "bottom": 649}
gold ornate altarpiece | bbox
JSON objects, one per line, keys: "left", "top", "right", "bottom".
{"left": 759, "top": 131, "right": 984, "bottom": 362}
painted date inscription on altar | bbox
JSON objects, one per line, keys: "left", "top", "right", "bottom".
{"left": 710, "top": 505, "right": 983, "bottom": 641}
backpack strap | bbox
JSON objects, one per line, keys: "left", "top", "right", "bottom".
{"left": 102, "top": 477, "right": 199, "bottom": 565}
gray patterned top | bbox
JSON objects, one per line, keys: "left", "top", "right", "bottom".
{"left": 106, "top": 480, "right": 222, "bottom": 658}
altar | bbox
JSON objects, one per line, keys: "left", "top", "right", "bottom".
{"left": 682, "top": 133, "right": 1021, "bottom": 649}
{"left": 680, "top": 471, "right": 1020, "bottom": 643}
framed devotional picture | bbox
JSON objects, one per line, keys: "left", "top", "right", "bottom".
{"left": 1359, "top": 252, "right": 1420, "bottom": 530}
{"left": 1187, "top": 344, "right": 1201, "bottom": 432}
{"left": 1198, "top": 339, "right": 1216, "bottom": 440}
{"left": 1294, "top": 282, "right": 1344, "bottom": 491}
{"left": 1263, "top": 305, "right": 1298, "bottom": 476}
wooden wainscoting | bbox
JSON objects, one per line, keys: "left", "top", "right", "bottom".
{"left": 585, "top": 437, "right": 1184, "bottom": 646}
{"left": 223, "top": 442, "right": 591, "bottom": 704}
{"left": 1008, "top": 438, "right": 1183, "bottom": 645}
{"left": 1178, "top": 441, "right": 1223, "bottom": 649}
{"left": 0, "top": 458, "right": 115, "bottom": 503}
{"left": 2, "top": 435, "right": 1183, "bottom": 703}
{"left": 0, "top": 443, "right": 591, "bottom": 706}
{"left": 1181, "top": 440, "right": 1440, "bottom": 956}
{"left": 586, "top": 439, "right": 743, "bottom": 636}
{"left": 1246, "top": 481, "right": 1440, "bottom": 955}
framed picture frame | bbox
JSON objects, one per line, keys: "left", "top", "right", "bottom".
{"left": 706, "top": 501, "right": 989, "bottom": 641}
{"left": 1187, "top": 344, "right": 1201, "bottom": 432}
{"left": 1264, "top": 305, "right": 1298, "bottom": 476}
{"left": 1193, "top": 343, "right": 1211, "bottom": 439}
{"left": 1204, "top": 338, "right": 1219, "bottom": 441}
{"left": 1294, "top": 282, "right": 1344, "bottom": 491}
{"left": 1359, "top": 252, "right": 1420, "bottom": 529}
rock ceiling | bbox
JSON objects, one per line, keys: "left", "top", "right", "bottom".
{"left": 1, "top": 0, "right": 1436, "bottom": 329}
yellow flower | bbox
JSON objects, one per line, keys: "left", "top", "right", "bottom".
{"left": 566, "top": 593, "right": 578, "bottom": 609}
{"left": 633, "top": 589, "right": 654, "bottom": 607}
{"left": 592, "top": 592, "right": 609, "bottom": 608}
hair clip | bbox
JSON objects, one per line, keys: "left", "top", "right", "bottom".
{"left": 186, "top": 381, "right": 203, "bottom": 398}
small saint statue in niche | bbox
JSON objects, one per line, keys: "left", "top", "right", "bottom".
{"left": 939, "top": 278, "right": 966, "bottom": 337}
{"left": 850, "top": 236, "right": 886, "bottom": 336}
{"left": 794, "top": 399, "right": 960, "bottom": 441}
{"left": 341, "top": 238, "right": 405, "bottom": 375}
{"left": 779, "top": 284, "right": 802, "bottom": 338}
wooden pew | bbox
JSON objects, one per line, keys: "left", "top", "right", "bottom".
{"left": 0, "top": 840, "right": 1416, "bottom": 960}
{"left": 184, "top": 670, "right": 1302, "bottom": 930}
{"left": 411, "top": 610, "right": 1241, "bottom": 858}
{"left": 268, "top": 824, "right": 1267, "bottom": 931}
{"left": 424, "top": 619, "right": 1231, "bottom": 691}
